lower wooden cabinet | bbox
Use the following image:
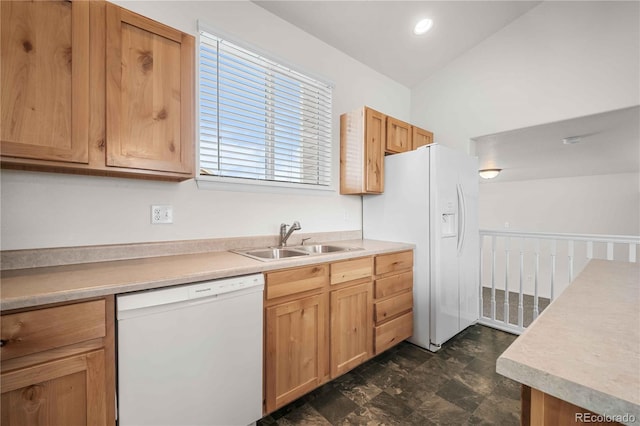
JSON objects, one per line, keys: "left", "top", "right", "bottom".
{"left": 373, "top": 251, "right": 414, "bottom": 355}
{"left": 0, "top": 297, "right": 115, "bottom": 426}
{"left": 1, "top": 350, "right": 108, "bottom": 425}
{"left": 264, "top": 251, "right": 412, "bottom": 415}
{"left": 265, "top": 293, "right": 326, "bottom": 414}
{"left": 522, "top": 385, "right": 624, "bottom": 426}
{"left": 330, "top": 281, "right": 373, "bottom": 377}
{"left": 375, "top": 311, "right": 413, "bottom": 354}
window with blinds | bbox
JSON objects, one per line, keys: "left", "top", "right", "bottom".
{"left": 198, "top": 31, "right": 332, "bottom": 187}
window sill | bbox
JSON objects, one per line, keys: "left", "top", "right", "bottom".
{"left": 195, "top": 175, "right": 336, "bottom": 195}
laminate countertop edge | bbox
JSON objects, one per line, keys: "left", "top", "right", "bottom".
{"left": 1, "top": 239, "right": 414, "bottom": 311}
{"left": 496, "top": 259, "right": 640, "bottom": 424}
{"left": 497, "top": 356, "right": 639, "bottom": 421}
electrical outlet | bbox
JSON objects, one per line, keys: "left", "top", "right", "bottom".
{"left": 151, "top": 205, "right": 173, "bottom": 224}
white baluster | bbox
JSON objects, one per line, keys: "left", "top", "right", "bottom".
{"left": 491, "top": 236, "right": 496, "bottom": 321}
{"left": 551, "top": 240, "right": 557, "bottom": 301}
{"left": 479, "top": 235, "right": 484, "bottom": 317}
{"left": 518, "top": 238, "right": 524, "bottom": 328}
{"left": 504, "top": 237, "right": 510, "bottom": 325}
{"left": 477, "top": 230, "right": 640, "bottom": 334}
{"left": 568, "top": 240, "right": 574, "bottom": 283}
{"left": 533, "top": 240, "right": 540, "bottom": 320}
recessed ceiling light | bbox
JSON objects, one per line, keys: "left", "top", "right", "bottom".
{"left": 413, "top": 18, "right": 433, "bottom": 35}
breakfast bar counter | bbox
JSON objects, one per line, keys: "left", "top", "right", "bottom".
{"left": 497, "top": 260, "right": 640, "bottom": 425}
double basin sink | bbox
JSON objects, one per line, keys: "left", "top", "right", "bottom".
{"left": 233, "top": 244, "right": 363, "bottom": 261}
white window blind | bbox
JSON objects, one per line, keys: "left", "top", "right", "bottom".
{"left": 199, "top": 31, "right": 332, "bottom": 187}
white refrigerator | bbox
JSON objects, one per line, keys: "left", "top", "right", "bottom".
{"left": 363, "top": 144, "right": 479, "bottom": 352}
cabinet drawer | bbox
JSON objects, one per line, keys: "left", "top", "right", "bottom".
{"left": 375, "top": 251, "right": 413, "bottom": 276}
{"left": 374, "top": 311, "right": 413, "bottom": 354}
{"left": 330, "top": 257, "right": 373, "bottom": 285}
{"left": 266, "top": 264, "right": 329, "bottom": 300}
{"left": 374, "top": 270, "right": 413, "bottom": 299}
{"left": 374, "top": 290, "right": 413, "bottom": 324}
{"left": 1, "top": 300, "right": 106, "bottom": 361}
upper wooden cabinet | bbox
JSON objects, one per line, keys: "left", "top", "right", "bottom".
{"left": 0, "top": 0, "right": 90, "bottom": 164}
{"left": 105, "top": 4, "right": 194, "bottom": 174}
{"left": 340, "top": 106, "right": 385, "bottom": 195}
{"left": 340, "top": 106, "right": 433, "bottom": 194}
{"left": 412, "top": 126, "right": 433, "bottom": 150}
{"left": 0, "top": 0, "right": 195, "bottom": 181}
{"left": 386, "top": 117, "right": 412, "bottom": 154}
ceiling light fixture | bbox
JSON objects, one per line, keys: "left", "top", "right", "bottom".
{"left": 413, "top": 18, "right": 433, "bottom": 35}
{"left": 479, "top": 169, "right": 501, "bottom": 179}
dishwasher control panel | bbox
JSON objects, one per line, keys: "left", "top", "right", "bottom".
{"left": 187, "top": 274, "right": 264, "bottom": 299}
{"left": 117, "top": 273, "right": 264, "bottom": 315}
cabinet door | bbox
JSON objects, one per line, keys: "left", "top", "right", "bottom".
{"left": 386, "top": 117, "right": 412, "bottom": 153}
{"left": 1, "top": 0, "right": 89, "bottom": 163}
{"left": 412, "top": 126, "right": 433, "bottom": 149}
{"left": 330, "top": 282, "right": 373, "bottom": 377}
{"left": 1, "top": 350, "right": 108, "bottom": 426}
{"left": 364, "top": 107, "right": 385, "bottom": 193}
{"left": 265, "top": 294, "right": 326, "bottom": 413}
{"left": 105, "top": 4, "right": 194, "bottom": 175}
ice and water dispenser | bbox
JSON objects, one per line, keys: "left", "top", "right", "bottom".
{"left": 441, "top": 200, "right": 457, "bottom": 238}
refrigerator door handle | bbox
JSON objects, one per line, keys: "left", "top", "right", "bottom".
{"left": 457, "top": 183, "right": 467, "bottom": 255}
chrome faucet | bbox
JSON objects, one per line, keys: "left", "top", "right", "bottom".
{"left": 279, "top": 221, "right": 301, "bottom": 247}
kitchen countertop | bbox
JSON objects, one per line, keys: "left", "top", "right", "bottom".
{"left": 496, "top": 259, "right": 640, "bottom": 422}
{"left": 0, "top": 239, "right": 413, "bottom": 311}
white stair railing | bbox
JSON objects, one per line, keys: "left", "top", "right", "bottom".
{"left": 478, "top": 230, "right": 640, "bottom": 335}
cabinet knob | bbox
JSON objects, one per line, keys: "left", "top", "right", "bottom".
{"left": 0, "top": 339, "right": 6, "bottom": 347}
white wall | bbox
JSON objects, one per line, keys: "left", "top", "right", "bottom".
{"left": 409, "top": 1, "right": 640, "bottom": 300}
{"left": 479, "top": 173, "right": 639, "bottom": 297}
{"left": 410, "top": 1, "right": 639, "bottom": 234}
{"left": 0, "top": 1, "right": 410, "bottom": 250}
{"left": 479, "top": 173, "right": 640, "bottom": 235}
{"left": 411, "top": 1, "right": 640, "bottom": 153}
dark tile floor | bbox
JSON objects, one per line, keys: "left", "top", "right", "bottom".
{"left": 258, "top": 325, "right": 520, "bottom": 425}
{"left": 482, "top": 288, "right": 551, "bottom": 327}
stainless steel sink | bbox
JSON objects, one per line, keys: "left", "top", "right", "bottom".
{"left": 232, "top": 244, "right": 363, "bottom": 261}
{"left": 239, "top": 248, "right": 309, "bottom": 261}
{"left": 291, "top": 244, "right": 351, "bottom": 254}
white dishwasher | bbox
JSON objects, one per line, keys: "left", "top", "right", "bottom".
{"left": 116, "top": 274, "right": 264, "bottom": 426}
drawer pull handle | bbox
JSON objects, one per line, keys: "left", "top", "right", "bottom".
{"left": 0, "top": 339, "right": 6, "bottom": 347}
